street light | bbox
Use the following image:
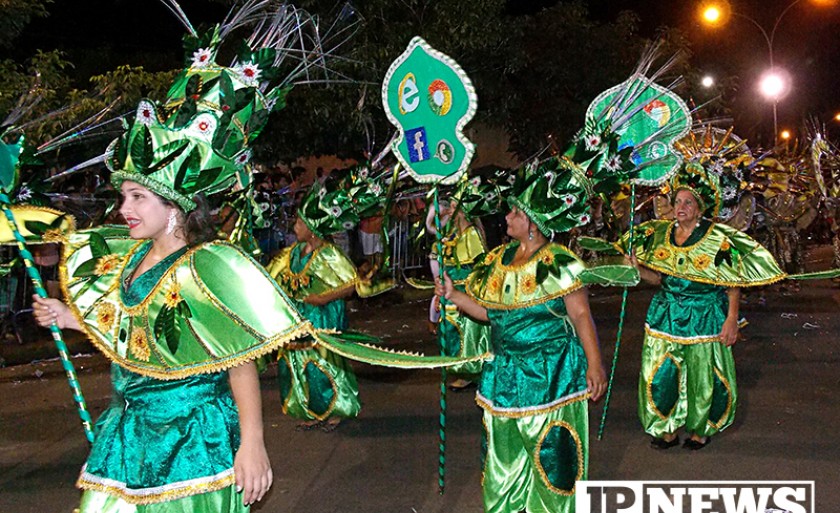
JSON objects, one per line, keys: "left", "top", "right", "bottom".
{"left": 701, "top": 75, "right": 715, "bottom": 88}
{"left": 699, "top": 0, "right": 833, "bottom": 144}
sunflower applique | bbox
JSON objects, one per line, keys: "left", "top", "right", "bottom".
{"left": 94, "top": 254, "right": 122, "bottom": 276}
{"left": 162, "top": 279, "right": 182, "bottom": 308}
{"left": 692, "top": 254, "right": 711, "bottom": 271}
{"left": 488, "top": 274, "right": 503, "bottom": 295}
{"left": 96, "top": 303, "right": 117, "bottom": 333}
{"left": 129, "top": 327, "right": 151, "bottom": 361}
{"left": 520, "top": 274, "right": 537, "bottom": 295}
{"left": 653, "top": 247, "right": 671, "bottom": 261}
{"left": 539, "top": 251, "right": 555, "bottom": 266}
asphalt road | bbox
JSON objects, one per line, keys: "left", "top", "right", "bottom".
{"left": 1, "top": 264, "right": 838, "bottom": 512}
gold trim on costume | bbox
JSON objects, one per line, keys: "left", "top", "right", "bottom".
{"left": 535, "top": 419, "right": 584, "bottom": 496}
{"left": 645, "top": 324, "right": 721, "bottom": 345}
{"left": 707, "top": 366, "right": 733, "bottom": 430}
{"left": 302, "top": 358, "right": 340, "bottom": 421}
{"left": 475, "top": 390, "right": 589, "bottom": 418}
{"left": 77, "top": 467, "right": 235, "bottom": 505}
{"left": 647, "top": 352, "right": 681, "bottom": 421}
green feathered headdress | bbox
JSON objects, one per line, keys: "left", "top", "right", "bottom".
{"left": 297, "top": 166, "right": 388, "bottom": 239}
{"left": 107, "top": 1, "right": 333, "bottom": 211}
{"left": 507, "top": 47, "right": 693, "bottom": 237}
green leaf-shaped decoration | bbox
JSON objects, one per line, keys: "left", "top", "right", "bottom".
{"left": 154, "top": 305, "right": 181, "bottom": 354}
{"left": 219, "top": 72, "right": 235, "bottom": 109}
{"left": 184, "top": 73, "right": 202, "bottom": 98}
{"left": 148, "top": 140, "right": 189, "bottom": 173}
{"left": 173, "top": 98, "right": 198, "bottom": 128}
{"left": 577, "top": 237, "right": 620, "bottom": 254}
{"left": 130, "top": 125, "right": 153, "bottom": 171}
{"left": 50, "top": 214, "right": 68, "bottom": 229}
{"left": 191, "top": 167, "right": 222, "bottom": 192}
{"left": 72, "top": 259, "right": 98, "bottom": 278}
{"left": 89, "top": 232, "right": 111, "bottom": 258}
{"left": 536, "top": 261, "right": 549, "bottom": 285}
{"left": 173, "top": 147, "right": 202, "bottom": 192}
{"left": 23, "top": 220, "right": 50, "bottom": 236}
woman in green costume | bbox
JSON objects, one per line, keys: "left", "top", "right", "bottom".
{"left": 31, "top": 4, "right": 340, "bottom": 507}
{"left": 437, "top": 162, "right": 607, "bottom": 513}
{"left": 33, "top": 180, "right": 303, "bottom": 511}
{"left": 623, "top": 163, "right": 786, "bottom": 450}
{"left": 266, "top": 174, "right": 387, "bottom": 431}
{"left": 266, "top": 215, "right": 360, "bottom": 431}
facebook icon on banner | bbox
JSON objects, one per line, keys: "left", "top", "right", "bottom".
{"left": 406, "top": 127, "right": 430, "bottom": 163}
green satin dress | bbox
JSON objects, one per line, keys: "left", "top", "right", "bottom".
{"left": 266, "top": 242, "right": 361, "bottom": 421}
{"left": 56, "top": 226, "right": 318, "bottom": 512}
{"left": 438, "top": 225, "right": 490, "bottom": 376}
{"left": 466, "top": 242, "right": 591, "bottom": 513}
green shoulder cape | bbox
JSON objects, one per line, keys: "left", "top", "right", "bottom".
{"left": 617, "top": 219, "right": 785, "bottom": 287}
{"left": 59, "top": 226, "right": 316, "bottom": 380}
{"left": 265, "top": 242, "right": 390, "bottom": 299}
{"left": 466, "top": 242, "right": 585, "bottom": 310}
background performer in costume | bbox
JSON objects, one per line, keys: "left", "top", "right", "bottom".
{"left": 433, "top": 178, "right": 491, "bottom": 391}
{"left": 266, "top": 170, "right": 390, "bottom": 431}
{"left": 437, "top": 161, "right": 607, "bottom": 513}
{"left": 622, "top": 163, "right": 787, "bottom": 450}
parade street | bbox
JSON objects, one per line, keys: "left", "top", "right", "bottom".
{"left": 1, "top": 253, "right": 838, "bottom": 512}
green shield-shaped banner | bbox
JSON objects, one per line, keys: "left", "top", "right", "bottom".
{"left": 382, "top": 37, "right": 477, "bottom": 185}
{"left": 586, "top": 75, "right": 691, "bottom": 186}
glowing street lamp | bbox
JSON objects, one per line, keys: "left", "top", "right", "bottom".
{"left": 834, "top": 112, "right": 840, "bottom": 122}
{"left": 701, "top": 75, "right": 715, "bottom": 88}
{"left": 702, "top": 5, "right": 723, "bottom": 23}
{"left": 780, "top": 130, "right": 792, "bottom": 140}
{"left": 699, "top": 0, "right": 835, "bottom": 144}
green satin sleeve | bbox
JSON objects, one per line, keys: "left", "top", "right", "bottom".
{"left": 466, "top": 242, "right": 585, "bottom": 309}
{"left": 59, "top": 227, "right": 315, "bottom": 380}
{"left": 618, "top": 219, "right": 785, "bottom": 287}
{"left": 266, "top": 242, "right": 358, "bottom": 301}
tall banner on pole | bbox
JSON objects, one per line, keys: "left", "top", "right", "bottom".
{"left": 382, "top": 36, "right": 478, "bottom": 185}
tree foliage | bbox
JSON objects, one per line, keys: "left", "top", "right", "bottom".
{"left": 0, "top": 0, "right": 50, "bottom": 48}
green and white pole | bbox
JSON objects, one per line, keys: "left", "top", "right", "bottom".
{"left": 0, "top": 193, "right": 95, "bottom": 443}
{"left": 431, "top": 185, "right": 448, "bottom": 493}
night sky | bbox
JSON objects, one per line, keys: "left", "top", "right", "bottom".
{"left": 13, "top": 0, "right": 840, "bottom": 145}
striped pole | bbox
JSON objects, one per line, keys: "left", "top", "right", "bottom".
{"left": 431, "top": 186, "right": 448, "bottom": 494}
{"left": 597, "top": 183, "right": 636, "bottom": 440}
{"left": 0, "top": 193, "right": 94, "bottom": 443}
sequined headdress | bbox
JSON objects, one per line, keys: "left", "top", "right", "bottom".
{"left": 670, "top": 126, "right": 755, "bottom": 219}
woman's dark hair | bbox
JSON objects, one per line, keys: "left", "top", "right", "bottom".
{"left": 164, "top": 194, "right": 217, "bottom": 246}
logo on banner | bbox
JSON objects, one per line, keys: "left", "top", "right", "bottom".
{"left": 576, "top": 481, "right": 814, "bottom": 513}
{"left": 399, "top": 73, "right": 420, "bottom": 114}
{"left": 406, "top": 127, "right": 430, "bottom": 162}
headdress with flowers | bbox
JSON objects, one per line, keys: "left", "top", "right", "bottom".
{"left": 506, "top": 48, "right": 693, "bottom": 238}
{"left": 668, "top": 125, "right": 755, "bottom": 220}
{"left": 297, "top": 166, "right": 390, "bottom": 239}
{"left": 106, "top": 1, "right": 339, "bottom": 212}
